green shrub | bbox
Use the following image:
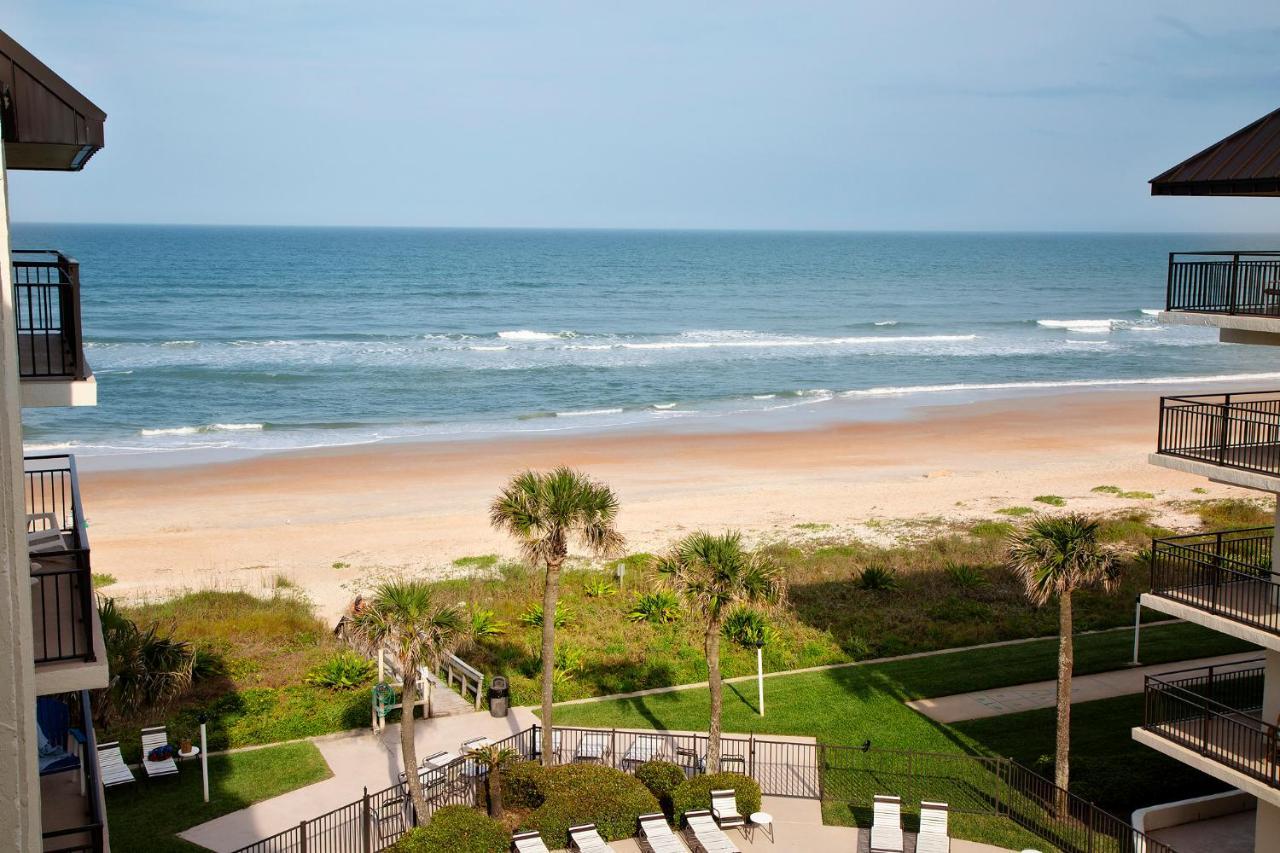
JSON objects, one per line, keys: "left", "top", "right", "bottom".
{"left": 1091, "top": 485, "right": 1122, "bottom": 495}
{"left": 722, "top": 608, "right": 776, "bottom": 649}
{"left": 634, "top": 760, "right": 687, "bottom": 814}
{"left": 519, "top": 602, "right": 574, "bottom": 629}
{"left": 1033, "top": 495, "right": 1066, "bottom": 507}
{"left": 1193, "top": 498, "right": 1273, "bottom": 530}
{"left": 504, "top": 761, "right": 548, "bottom": 810}
{"left": 304, "top": 650, "right": 377, "bottom": 690}
{"left": 523, "top": 764, "right": 659, "bottom": 845}
{"left": 469, "top": 608, "right": 506, "bottom": 638}
{"left": 388, "top": 806, "right": 508, "bottom": 852}
{"left": 856, "top": 566, "right": 898, "bottom": 592}
{"left": 969, "top": 521, "right": 1013, "bottom": 538}
{"left": 671, "top": 772, "right": 762, "bottom": 825}
{"left": 944, "top": 562, "right": 990, "bottom": 590}
{"left": 627, "top": 591, "right": 682, "bottom": 624}
{"left": 583, "top": 577, "right": 617, "bottom": 598}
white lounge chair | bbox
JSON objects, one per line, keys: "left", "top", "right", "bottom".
{"left": 623, "top": 734, "right": 667, "bottom": 767}
{"left": 532, "top": 728, "right": 563, "bottom": 763}
{"left": 638, "top": 812, "right": 692, "bottom": 853}
{"left": 568, "top": 823, "right": 616, "bottom": 852}
{"left": 421, "top": 749, "right": 458, "bottom": 769}
{"left": 95, "top": 741, "right": 136, "bottom": 789}
{"left": 26, "top": 513, "right": 69, "bottom": 554}
{"left": 512, "top": 829, "right": 551, "bottom": 853}
{"left": 917, "top": 801, "right": 950, "bottom": 853}
{"left": 462, "top": 736, "right": 491, "bottom": 752}
{"left": 870, "top": 794, "right": 904, "bottom": 853}
{"left": 710, "top": 789, "right": 744, "bottom": 830}
{"left": 574, "top": 731, "right": 610, "bottom": 763}
{"left": 685, "top": 809, "right": 740, "bottom": 853}
{"left": 462, "top": 737, "right": 492, "bottom": 777}
{"left": 139, "top": 726, "right": 178, "bottom": 780}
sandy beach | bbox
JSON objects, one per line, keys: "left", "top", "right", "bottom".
{"left": 77, "top": 387, "right": 1256, "bottom": 620}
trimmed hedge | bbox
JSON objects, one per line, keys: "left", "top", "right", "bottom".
{"left": 387, "top": 806, "right": 508, "bottom": 853}
{"left": 671, "top": 772, "right": 762, "bottom": 825}
{"left": 504, "top": 760, "right": 548, "bottom": 810}
{"left": 521, "top": 764, "right": 659, "bottom": 846}
{"left": 635, "top": 761, "right": 687, "bottom": 815}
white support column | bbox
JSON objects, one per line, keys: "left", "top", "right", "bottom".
{"left": 0, "top": 131, "right": 43, "bottom": 853}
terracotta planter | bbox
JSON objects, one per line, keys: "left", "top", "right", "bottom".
{"left": 179, "top": 738, "right": 192, "bottom": 754}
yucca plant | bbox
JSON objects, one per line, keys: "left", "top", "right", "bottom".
{"left": 944, "top": 561, "right": 990, "bottom": 590}
{"left": 518, "top": 601, "right": 574, "bottom": 629}
{"left": 583, "top": 577, "right": 617, "bottom": 598}
{"left": 856, "top": 565, "right": 898, "bottom": 592}
{"left": 469, "top": 607, "right": 506, "bottom": 638}
{"left": 722, "top": 607, "right": 777, "bottom": 649}
{"left": 305, "top": 650, "right": 377, "bottom": 690}
{"left": 626, "top": 590, "right": 682, "bottom": 624}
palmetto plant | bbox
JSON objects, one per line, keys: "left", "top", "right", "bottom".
{"left": 466, "top": 743, "right": 519, "bottom": 818}
{"left": 626, "top": 590, "right": 682, "bottom": 624}
{"left": 344, "top": 582, "right": 467, "bottom": 824}
{"left": 856, "top": 565, "right": 898, "bottom": 591}
{"left": 1007, "top": 513, "right": 1118, "bottom": 813}
{"left": 469, "top": 607, "right": 506, "bottom": 638}
{"left": 96, "top": 598, "right": 194, "bottom": 725}
{"left": 490, "top": 467, "right": 624, "bottom": 767}
{"left": 721, "top": 607, "right": 776, "bottom": 649}
{"left": 659, "top": 531, "right": 783, "bottom": 771}
{"left": 517, "top": 601, "right": 574, "bottom": 629}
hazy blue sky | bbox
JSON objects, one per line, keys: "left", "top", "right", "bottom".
{"left": 6, "top": 2, "right": 1280, "bottom": 231}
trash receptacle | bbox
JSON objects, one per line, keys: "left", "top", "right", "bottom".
{"left": 489, "top": 676, "right": 509, "bottom": 718}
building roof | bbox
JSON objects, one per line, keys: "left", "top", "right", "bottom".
{"left": 1151, "top": 107, "right": 1280, "bottom": 197}
{"left": 0, "top": 29, "right": 105, "bottom": 171}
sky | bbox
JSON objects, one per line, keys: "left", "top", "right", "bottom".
{"left": 5, "top": 1, "right": 1280, "bottom": 231}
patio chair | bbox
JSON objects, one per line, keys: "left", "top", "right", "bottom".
{"left": 675, "top": 745, "right": 705, "bottom": 774}
{"left": 623, "top": 734, "right": 668, "bottom": 767}
{"left": 368, "top": 793, "right": 410, "bottom": 842}
{"left": 638, "top": 812, "right": 692, "bottom": 853}
{"left": 36, "top": 698, "right": 80, "bottom": 776}
{"left": 26, "top": 513, "right": 69, "bottom": 554}
{"left": 140, "top": 725, "right": 178, "bottom": 780}
{"left": 917, "top": 801, "right": 950, "bottom": 853}
{"left": 532, "top": 728, "right": 563, "bottom": 764}
{"left": 684, "top": 809, "right": 740, "bottom": 853}
{"left": 462, "top": 736, "right": 492, "bottom": 752}
{"left": 574, "top": 731, "right": 610, "bottom": 763}
{"left": 568, "top": 823, "right": 616, "bottom": 852}
{"left": 719, "top": 749, "right": 746, "bottom": 773}
{"left": 511, "top": 830, "right": 551, "bottom": 853}
{"left": 869, "top": 794, "right": 904, "bottom": 853}
{"left": 95, "top": 741, "right": 136, "bottom": 789}
{"left": 710, "top": 789, "right": 744, "bottom": 830}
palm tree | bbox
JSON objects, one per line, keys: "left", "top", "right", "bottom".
{"left": 345, "top": 582, "right": 466, "bottom": 824}
{"left": 1006, "top": 513, "right": 1117, "bottom": 810}
{"left": 491, "top": 467, "right": 624, "bottom": 767}
{"left": 466, "top": 742, "right": 519, "bottom": 818}
{"left": 660, "top": 531, "right": 784, "bottom": 772}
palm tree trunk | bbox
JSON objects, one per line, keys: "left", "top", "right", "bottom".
{"left": 400, "top": 670, "right": 429, "bottom": 824}
{"left": 540, "top": 556, "right": 563, "bottom": 767}
{"left": 706, "top": 617, "right": 723, "bottom": 773}
{"left": 1054, "top": 590, "right": 1073, "bottom": 816}
{"left": 488, "top": 765, "right": 504, "bottom": 818}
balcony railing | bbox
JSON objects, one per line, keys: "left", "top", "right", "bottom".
{"left": 11, "top": 250, "right": 87, "bottom": 380}
{"left": 1149, "top": 527, "right": 1279, "bottom": 635}
{"left": 1143, "top": 660, "right": 1278, "bottom": 788}
{"left": 25, "top": 454, "right": 94, "bottom": 665}
{"left": 1157, "top": 391, "right": 1280, "bottom": 477}
{"left": 41, "top": 690, "right": 105, "bottom": 853}
{"left": 1166, "top": 251, "right": 1280, "bottom": 315}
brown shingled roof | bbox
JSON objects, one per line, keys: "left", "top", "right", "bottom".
{"left": 1150, "top": 107, "right": 1280, "bottom": 197}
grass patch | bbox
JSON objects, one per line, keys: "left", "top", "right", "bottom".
{"left": 1091, "top": 485, "right": 1122, "bottom": 495}
{"left": 1033, "top": 495, "right": 1066, "bottom": 507}
{"left": 1190, "top": 497, "right": 1273, "bottom": 529}
{"left": 794, "top": 522, "right": 833, "bottom": 531}
{"left": 91, "top": 572, "right": 117, "bottom": 588}
{"left": 1120, "top": 490, "right": 1154, "bottom": 500}
{"left": 994, "top": 506, "right": 1033, "bottom": 517}
{"left": 106, "top": 741, "right": 331, "bottom": 852}
{"left": 452, "top": 554, "right": 501, "bottom": 570}
{"left": 331, "top": 561, "right": 350, "bottom": 570}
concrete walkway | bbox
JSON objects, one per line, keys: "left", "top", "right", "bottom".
{"left": 905, "top": 652, "right": 1258, "bottom": 723}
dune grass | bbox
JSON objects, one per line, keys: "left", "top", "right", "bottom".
{"left": 105, "top": 741, "right": 331, "bottom": 852}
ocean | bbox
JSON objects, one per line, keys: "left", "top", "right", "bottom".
{"left": 14, "top": 224, "right": 1280, "bottom": 461}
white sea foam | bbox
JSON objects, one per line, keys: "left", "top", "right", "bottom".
{"left": 874, "top": 320, "right": 898, "bottom": 326}
{"left": 753, "top": 394, "right": 777, "bottom": 399}
{"left": 839, "top": 371, "right": 1280, "bottom": 399}
{"left": 554, "top": 408, "right": 624, "bottom": 417}
{"left": 652, "top": 403, "right": 678, "bottom": 409}
{"left": 1037, "top": 319, "right": 1116, "bottom": 333}
{"left": 497, "top": 330, "right": 568, "bottom": 341}
{"left": 620, "top": 334, "right": 975, "bottom": 350}
{"left": 469, "top": 345, "right": 510, "bottom": 351}
{"left": 140, "top": 423, "right": 264, "bottom": 436}
{"left": 1141, "top": 309, "right": 1161, "bottom": 316}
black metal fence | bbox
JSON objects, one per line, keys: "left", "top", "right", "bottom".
{"left": 1149, "top": 527, "right": 1279, "bottom": 635}
{"left": 1143, "top": 660, "right": 1275, "bottom": 789}
{"left": 25, "top": 454, "right": 95, "bottom": 664}
{"left": 1166, "top": 251, "right": 1280, "bottom": 315}
{"left": 1156, "top": 391, "right": 1280, "bottom": 477}
{"left": 11, "top": 249, "right": 87, "bottom": 380}
{"left": 231, "top": 725, "right": 1172, "bottom": 853}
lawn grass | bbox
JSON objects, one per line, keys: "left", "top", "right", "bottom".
{"left": 105, "top": 741, "right": 331, "bottom": 852}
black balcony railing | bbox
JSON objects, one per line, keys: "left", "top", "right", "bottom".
{"left": 41, "top": 691, "right": 105, "bottom": 853}
{"left": 1166, "top": 251, "right": 1280, "bottom": 315}
{"left": 1157, "top": 391, "right": 1280, "bottom": 477}
{"left": 25, "top": 455, "right": 94, "bottom": 665}
{"left": 1149, "top": 527, "right": 1279, "bottom": 635}
{"left": 11, "top": 249, "right": 87, "bottom": 380}
{"left": 1143, "top": 660, "right": 1278, "bottom": 788}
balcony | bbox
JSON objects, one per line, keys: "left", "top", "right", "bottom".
{"left": 1136, "top": 660, "right": 1280, "bottom": 803}
{"left": 1151, "top": 391, "right": 1280, "bottom": 492}
{"left": 40, "top": 691, "right": 106, "bottom": 853}
{"left": 1160, "top": 251, "right": 1280, "bottom": 344}
{"left": 12, "top": 250, "right": 96, "bottom": 407}
{"left": 26, "top": 455, "right": 108, "bottom": 693}
{"left": 1145, "top": 528, "right": 1280, "bottom": 646}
